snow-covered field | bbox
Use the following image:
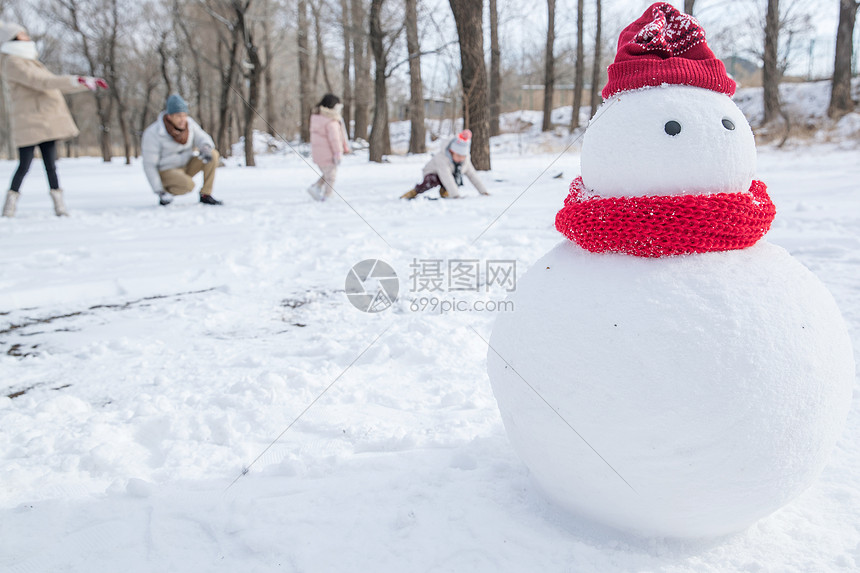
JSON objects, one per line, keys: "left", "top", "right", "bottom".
{"left": 0, "top": 138, "right": 858, "bottom": 571}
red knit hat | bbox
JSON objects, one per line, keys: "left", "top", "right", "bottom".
{"left": 602, "top": 2, "right": 735, "bottom": 100}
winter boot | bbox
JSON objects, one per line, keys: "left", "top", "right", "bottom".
{"left": 157, "top": 191, "right": 174, "bottom": 206}
{"left": 49, "top": 189, "right": 69, "bottom": 216}
{"left": 400, "top": 188, "right": 418, "bottom": 200}
{"left": 306, "top": 183, "right": 323, "bottom": 201}
{"left": 2, "top": 190, "right": 19, "bottom": 217}
{"left": 199, "top": 193, "right": 223, "bottom": 206}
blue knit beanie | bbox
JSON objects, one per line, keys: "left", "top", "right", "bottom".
{"left": 166, "top": 94, "right": 189, "bottom": 115}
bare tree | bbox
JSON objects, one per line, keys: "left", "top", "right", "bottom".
{"left": 239, "top": 0, "right": 280, "bottom": 139}
{"left": 541, "top": 0, "right": 556, "bottom": 131}
{"left": 828, "top": 0, "right": 859, "bottom": 119}
{"left": 48, "top": 0, "right": 119, "bottom": 162}
{"left": 570, "top": 0, "right": 584, "bottom": 130}
{"left": 298, "top": 0, "right": 312, "bottom": 141}
{"left": 488, "top": 0, "right": 501, "bottom": 137}
{"left": 351, "top": 0, "right": 370, "bottom": 141}
{"left": 133, "top": 56, "right": 160, "bottom": 157}
{"left": 261, "top": 11, "right": 277, "bottom": 137}
{"left": 368, "top": 0, "right": 389, "bottom": 162}
{"left": 449, "top": 0, "right": 490, "bottom": 170}
{"left": 311, "top": 0, "right": 333, "bottom": 93}
{"left": 762, "top": 0, "right": 782, "bottom": 125}
{"left": 405, "top": 0, "right": 425, "bottom": 153}
{"left": 106, "top": 0, "right": 132, "bottom": 164}
{"left": 157, "top": 32, "right": 175, "bottom": 96}
{"left": 684, "top": 0, "right": 695, "bottom": 15}
{"left": 340, "top": 0, "right": 353, "bottom": 134}
{"left": 233, "top": 0, "right": 262, "bottom": 167}
{"left": 172, "top": 0, "right": 205, "bottom": 124}
{"left": 589, "top": 0, "right": 602, "bottom": 118}
{"left": 200, "top": 0, "right": 243, "bottom": 156}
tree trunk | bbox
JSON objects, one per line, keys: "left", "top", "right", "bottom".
{"left": 351, "top": 0, "right": 370, "bottom": 141}
{"left": 383, "top": 113, "right": 391, "bottom": 155}
{"left": 489, "top": 0, "right": 501, "bottom": 136}
{"left": 263, "top": 45, "right": 276, "bottom": 137}
{"left": 106, "top": 0, "right": 130, "bottom": 164}
{"left": 207, "top": 88, "right": 216, "bottom": 141}
{"left": 312, "top": 1, "right": 333, "bottom": 93}
{"left": 298, "top": 0, "right": 312, "bottom": 142}
{"left": 368, "top": 0, "right": 388, "bottom": 162}
{"left": 217, "top": 27, "right": 241, "bottom": 156}
{"left": 243, "top": 69, "right": 259, "bottom": 168}
{"left": 172, "top": 1, "right": 204, "bottom": 125}
{"left": 340, "top": 0, "right": 353, "bottom": 136}
{"left": 174, "top": 41, "right": 188, "bottom": 102}
{"left": 95, "top": 95, "right": 113, "bottom": 162}
{"left": 405, "top": 0, "right": 426, "bottom": 153}
{"left": 684, "top": 0, "right": 695, "bottom": 15}
{"left": 236, "top": 6, "right": 261, "bottom": 167}
{"left": 136, "top": 78, "right": 156, "bottom": 158}
{"left": 449, "top": 0, "right": 491, "bottom": 170}
{"left": 828, "top": 0, "right": 858, "bottom": 119}
{"left": 261, "top": 6, "right": 278, "bottom": 137}
{"left": 65, "top": 97, "right": 76, "bottom": 158}
{"left": 158, "top": 34, "right": 174, "bottom": 95}
{"left": 589, "top": 0, "right": 602, "bottom": 118}
{"left": 542, "top": 0, "right": 556, "bottom": 131}
{"left": 113, "top": 95, "right": 132, "bottom": 165}
{"left": 762, "top": 0, "right": 782, "bottom": 125}
{"left": 571, "top": 0, "right": 585, "bottom": 129}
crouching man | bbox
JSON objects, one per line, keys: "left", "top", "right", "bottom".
{"left": 142, "top": 94, "right": 222, "bottom": 206}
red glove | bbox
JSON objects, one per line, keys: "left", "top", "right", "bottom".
{"left": 77, "top": 76, "right": 109, "bottom": 91}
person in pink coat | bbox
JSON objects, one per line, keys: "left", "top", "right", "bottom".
{"left": 306, "top": 94, "right": 350, "bottom": 201}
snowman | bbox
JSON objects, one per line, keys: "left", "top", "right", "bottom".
{"left": 487, "top": 3, "right": 854, "bottom": 538}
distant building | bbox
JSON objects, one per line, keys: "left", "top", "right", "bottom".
{"left": 723, "top": 56, "right": 761, "bottom": 88}
{"left": 394, "top": 97, "right": 452, "bottom": 121}
{"left": 516, "top": 84, "right": 587, "bottom": 111}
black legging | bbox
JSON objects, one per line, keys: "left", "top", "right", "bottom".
{"left": 10, "top": 140, "right": 59, "bottom": 192}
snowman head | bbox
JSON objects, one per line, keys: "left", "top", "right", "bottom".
{"left": 581, "top": 2, "right": 755, "bottom": 198}
{"left": 557, "top": 3, "right": 775, "bottom": 257}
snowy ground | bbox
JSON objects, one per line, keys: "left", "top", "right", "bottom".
{"left": 0, "top": 139, "right": 858, "bottom": 572}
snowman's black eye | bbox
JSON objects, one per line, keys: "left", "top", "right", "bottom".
{"left": 722, "top": 118, "right": 735, "bottom": 130}
{"left": 664, "top": 121, "right": 681, "bottom": 136}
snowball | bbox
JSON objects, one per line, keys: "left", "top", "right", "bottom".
{"left": 487, "top": 241, "right": 854, "bottom": 538}
{"left": 582, "top": 86, "right": 756, "bottom": 197}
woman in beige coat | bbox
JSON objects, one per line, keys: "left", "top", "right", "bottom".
{"left": 0, "top": 22, "right": 107, "bottom": 217}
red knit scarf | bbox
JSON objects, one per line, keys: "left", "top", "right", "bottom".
{"left": 163, "top": 115, "right": 189, "bottom": 145}
{"left": 555, "top": 177, "right": 776, "bottom": 257}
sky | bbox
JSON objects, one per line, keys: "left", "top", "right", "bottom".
{"left": 491, "top": 0, "right": 847, "bottom": 79}
{"left": 411, "top": 0, "right": 850, "bottom": 102}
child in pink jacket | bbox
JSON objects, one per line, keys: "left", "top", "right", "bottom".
{"left": 307, "top": 94, "right": 350, "bottom": 201}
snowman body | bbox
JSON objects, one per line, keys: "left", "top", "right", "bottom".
{"left": 486, "top": 83, "right": 855, "bottom": 538}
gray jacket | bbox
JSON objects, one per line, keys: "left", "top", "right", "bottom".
{"left": 141, "top": 112, "right": 215, "bottom": 194}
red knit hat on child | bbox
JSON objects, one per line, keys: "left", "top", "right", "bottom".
{"left": 602, "top": 2, "right": 735, "bottom": 99}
